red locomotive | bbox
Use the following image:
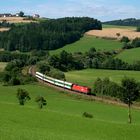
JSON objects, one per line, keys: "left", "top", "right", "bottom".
{"left": 72, "top": 84, "right": 91, "bottom": 94}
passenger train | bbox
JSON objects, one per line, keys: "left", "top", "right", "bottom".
{"left": 35, "top": 72, "right": 91, "bottom": 94}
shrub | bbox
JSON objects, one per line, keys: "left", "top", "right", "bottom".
{"left": 136, "top": 26, "right": 140, "bottom": 32}
{"left": 10, "top": 77, "right": 21, "bottom": 85}
{"left": 121, "top": 36, "right": 130, "bottom": 43}
{"left": 116, "top": 33, "right": 121, "bottom": 37}
{"left": 35, "top": 96, "right": 47, "bottom": 109}
{"left": 122, "top": 43, "right": 133, "bottom": 49}
{"left": 132, "top": 38, "right": 140, "bottom": 48}
{"left": 94, "top": 78, "right": 123, "bottom": 98}
{"left": 17, "top": 88, "right": 31, "bottom": 105}
{"left": 38, "top": 62, "right": 51, "bottom": 74}
{"left": 83, "top": 112, "right": 93, "bottom": 118}
{"left": 48, "top": 69, "right": 65, "bottom": 80}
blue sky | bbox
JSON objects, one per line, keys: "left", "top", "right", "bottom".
{"left": 0, "top": 0, "right": 140, "bottom": 21}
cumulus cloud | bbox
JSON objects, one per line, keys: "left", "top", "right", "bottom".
{"left": 0, "top": 0, "right": 140, "bottom": 21}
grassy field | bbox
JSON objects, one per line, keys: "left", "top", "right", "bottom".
{"left": 0, "top": 83, "right": 140, "bottom": 140}
{"left": 0, "top": 62, "right": 7, "bottom": 72}
{"left": 65, "top": 69, "right": 140, "bottom": 87}
{"left": 103, "top": 24, "right": 136, "bottom": 29}
{"left": 116, "top": 48, "right": 140, "bottom": 64}
{"left": 50, "top": 35, "right": 123, "bottom": 55}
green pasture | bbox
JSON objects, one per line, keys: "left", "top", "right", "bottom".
{"left": 50, "top": 35, "right": 123, "bottom": 55}
{"left": 103, "top": 24, "right": 136, "bottom": 29}
{"left": 0, "top": 62, "right": 7, "bottom": 72}
{"left": 116, "top": 48, "right": 140, "bottom": 64}
{"left": 65, "top": 69, "right": 140, "bottom": 87}
{"left": 0, "top": 83, "right": 140, "bottom": 140}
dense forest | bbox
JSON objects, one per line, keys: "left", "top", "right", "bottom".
{"left": 0, "top": 17, "right": 102, "bottom": 52}
{"left": 104, "top": 18, "right": 140, "bottom": 26}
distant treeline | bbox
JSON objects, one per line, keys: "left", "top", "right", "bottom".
{"left": 103, "top": 18, "right": 140, "bottom": 26}
{"left": 0, "top": 17, "right": 102, "bottom": 52}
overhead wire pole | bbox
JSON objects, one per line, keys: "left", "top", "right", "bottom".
{"left": 101, "top": 80, "right": 104, "bottom": 101}
{"left": 64, "top": 78, "right": 66, "bottom": 93}
{"left": 43, "top": 73, "right": 45, "bottom": 84}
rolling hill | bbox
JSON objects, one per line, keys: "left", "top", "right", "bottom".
{"left": 116, "top": 48, "right": 140, "bottom": 64}
{"left": 50, "top": 35, "right": 123, "bottom": 54}
{"left": 0, "top": 83, "right": 140, "bottom": 140}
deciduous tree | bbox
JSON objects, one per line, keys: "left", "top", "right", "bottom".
{"left": 17, "top": 88, "right": 31, "bottom": 105}
{"left": 120, "top": 78, "right": 140, "bottom": 123}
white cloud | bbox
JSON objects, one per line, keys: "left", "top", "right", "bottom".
{"left": 0, "top": 0, "right": 140, "bottom": 21}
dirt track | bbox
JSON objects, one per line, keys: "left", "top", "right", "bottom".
{"left": 86, "top": 28, "right": 140, "bottom": 40}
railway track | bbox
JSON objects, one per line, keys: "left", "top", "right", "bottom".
{"left": 29, "top": 66, "right": 140, "bottom": 109}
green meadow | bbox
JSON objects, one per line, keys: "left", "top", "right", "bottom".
{"left": 50, "top": 35, "right": 123, "bottom": 55}
{"left": 0, "top": 23, "right": 140, "bottom": 140}
{"left": 103, "top": 24, "right": 136, "bottom": 29}
{"left": 116, "top": 48, "right": 140, "bottom": 64}
{"left": 65, "top": 69, "right": 140, "bottom": 87}
{"left": 0, "top": 83, "right": 140, "bottom": 140}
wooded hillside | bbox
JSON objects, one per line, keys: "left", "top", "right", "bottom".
{"left": 0, "top": 17, "right": 102, "bottom": 52}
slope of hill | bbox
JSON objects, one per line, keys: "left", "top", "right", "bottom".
{"left": 0, "top": 84, "right": 140, "bottom": 140}
{"left": 116, "top": 48, "right": 140, "bottom": 64}
{"left": 50, "top": 35, "right": 123, "bottom": 54}
{"left": 103, "top": 18, "right": 140, "bottom": 26}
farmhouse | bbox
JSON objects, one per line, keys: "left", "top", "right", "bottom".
{"left": 15, "top": 13, "right": 20, "bottom": 17}
{"left": 33, "top": 14, "right": 40, "bottom": 18}
{"left": 0, "top": 13, "right": 12, "bottom": 17}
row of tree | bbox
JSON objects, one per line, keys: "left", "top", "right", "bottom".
{"left": 122, "top": 37, "right": 140, "bottom": 49}
{"left": 47, "top": 49, "right": 140, "bottom": 72}
{"left": 104, "top": 18, "right": 140, "bottom": 26}
{"left": 0, "top": 17, "right": 102, "bottom": 52}
{"left": 94, "top": 77, "right": 140, "bottom": 123}
{"left": 0, "top": 48, "right": 139, "bottom": 86}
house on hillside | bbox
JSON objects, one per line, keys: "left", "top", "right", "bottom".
{"left": 0, "top": 13, "right": 12, "bottom": 17}
{"left": 33, "top": 14, "right": 40, "bottom": 18}
{"left": 16, "top": 13, "right": 20, "bottom": 17}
